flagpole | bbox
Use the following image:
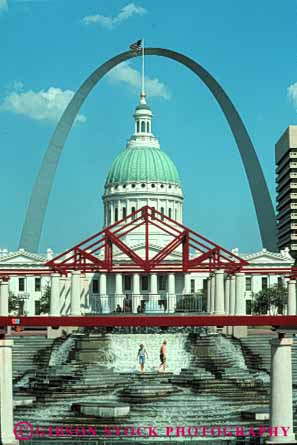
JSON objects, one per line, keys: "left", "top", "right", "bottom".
{"left": 141, "top": 38, "right": 145, "bottom": 96}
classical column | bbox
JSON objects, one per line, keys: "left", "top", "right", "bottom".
{"left": 235, "top": 273, "right": 245, "bottom": 315}
{"left": 168, "top": 273, "right": 176, "bottom": 313}
{"left": 287, "top": 280, "right": 296, "bottom": 315}
{"left": 82, "top": 276, "right": 90, "bottom": 314}
{"left": 0, "top": 279, "right": 9, "bottom": 316}
{"left": 70, "top": 271, "right": 81, "bottom": 316}
{"left": 110, "top": 202, "right": 114, "bottom": 224}
{"left": 267, "top": 336, "right": 295, "bottom": 444}
{"left": 99, "top": 273, "right": 110, "bottom": 313}
{"left": 0, "top": 339, "right": 18, "bottom": 445}
{"left": 214, "top": 269, "right": 225, "bottom": 314}
{"left": 207, "top": 278, "right": 211, "bottom": 313}
{"left": 183, "top": 273, "right": 191, "bottom": 294}
{"left": 115, "top": 273, "right": 124, "bottom": 310}
{"left": 210, "top": 273, "right": 215, "bottom": 314}
{"left": 224, "top": 276, "right": 231, "bottom": 315}
{"left": 50, "top": 273, "right": 60, "bottom": 316}
{"left": 150, "top": 274, "right": 158, "bottom": 295}
{"left": 132, "top": 273, "right": 141, "bottom": 313}
{"left": 229, "top": 275, "right": 236, "bottom": 315}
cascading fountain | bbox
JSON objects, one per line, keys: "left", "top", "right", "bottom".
{"left": 13, "top": 331, "right": 287, "bottom": 441}
{"left": 108, "top": 333, "right": 191, "bottom": 374}
{"left": 215, "top": 335, "right": 248, "bottom": 369}
{"left": 49, "top": 335, "right": 76, "bottom": 367}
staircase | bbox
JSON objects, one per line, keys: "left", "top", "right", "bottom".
{"left": 7, "top": 335, "right": 55, "bottom": 381}
{"left": 238, "top": 334, "right": 297, "bottom": 385}
{"left": 12, "top": 332, "right": 297, "bottom": 439}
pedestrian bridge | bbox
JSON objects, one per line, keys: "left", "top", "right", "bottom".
{"left": 1, "top": 314, "right": 297, "bottom": 328}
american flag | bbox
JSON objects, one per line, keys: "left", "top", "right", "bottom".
{"left": 129, "top": 39, "right": 142, "bottom": 52}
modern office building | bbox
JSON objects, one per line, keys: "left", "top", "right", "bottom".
{"left": 276, "top": 125, "right": 297, "bottom": 256}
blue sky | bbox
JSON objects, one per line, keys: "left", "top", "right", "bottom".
{"left": 0, "top": 0, "right": 297, "bottom": 254}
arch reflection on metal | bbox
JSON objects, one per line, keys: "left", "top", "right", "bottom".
{"left": 19, "top": 48, "right": 277, "bottom": 252}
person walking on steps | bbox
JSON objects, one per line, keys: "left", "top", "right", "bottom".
{"left": 159, "top": 340, "right": 167, "bottom": 372}
{"left": 137, "top": 343, "right": 148, "bottom": 373}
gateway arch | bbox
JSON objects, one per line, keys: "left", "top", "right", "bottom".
{"left": 19, "top": 48, "right": 277, "bottom": 252}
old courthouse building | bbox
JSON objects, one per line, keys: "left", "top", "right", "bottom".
{"left": 0, "top": 92, "right": 293, "bottom": 316}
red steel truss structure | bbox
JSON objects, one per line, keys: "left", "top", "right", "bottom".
{"left": 46, "top": 206, "right": 249, "bottom": 274}
{"left": 1, "top": 206, "right": 297, "bottom": 277}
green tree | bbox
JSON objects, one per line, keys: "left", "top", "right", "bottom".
{"left": 8, "top": 291, "right": 19, "bottom": 313}
{"left": 39, "top": 283, "right": 51, "bottom": 314}
{"left": 252, "top": 284, "right": 287, "bottom": 315}
{"left": 8, "top": 292, "right": 27, "bottom": 315}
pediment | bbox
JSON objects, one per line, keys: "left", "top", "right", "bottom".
{"left": 0, "top": 250, "right": 46, "bottom": 265}
{"left": 242, "top": 249, "right": 293, "bottom": 265}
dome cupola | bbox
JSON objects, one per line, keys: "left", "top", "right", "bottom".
{"left": 103, "top": 92, "right": 183, "bottom": 227}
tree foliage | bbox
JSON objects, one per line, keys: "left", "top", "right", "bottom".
{"left": 39, "top": 283, "right": 51, "bottom": 314}
{"left": 252, "top": 284, "right": 287, "bottom": 315}
{"left": 8, "top": 291, "right": 19, "bottom": 313}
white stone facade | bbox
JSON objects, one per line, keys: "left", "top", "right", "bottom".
{"left": 0, "top": 246, "right": 293, "bottom": 316}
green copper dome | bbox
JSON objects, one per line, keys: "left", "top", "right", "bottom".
{"left": 106, "top": 147, "right": 181, "bottom": 186}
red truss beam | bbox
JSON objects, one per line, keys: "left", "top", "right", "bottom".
{"left": 46, "top": 205, "right": 249, "bottom": 274}
{"left": 4, "top": 208, "right": 297, "bottom": 277}
{"left": 1, "top": 315, "right": 297, "bottom": 327}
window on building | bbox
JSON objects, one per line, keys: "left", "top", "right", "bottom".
{"left": 108, "top": 209, "right": 111, "bottom": 225}
{"left": 147, "top": 122, "right": 150, "bottom": 132}
{"left": 18, "top": 277, "right": 25, "bottom": 292}
{"left": 124, "top": 275, "right": 132, "bottom": 291}
{"left": 137, "top": 121, "right": 140, "bottom": 133}
{"left": 18, "top": 300, "right": 25, "bottom": 315}
{"left": 141, "top": 276, "right": 149, "bottom": 291}
{"left": 115, "top": 207, "right": 118, "bottom": 222}
{"left": 168, "top": 208, "right": 172, "bottom": 219}
{"left": 203, "top": 279, "right": 208, "bottom": 290}
{"left": 92, "top": 279, "right": 99, "bottom": 294}
{"left": 160, "top": 207, "right": 165, "bottom": 221}
{"left": 191, "top": 279, "right": 195, "bottom": 294}
{"left": 245, "top": 277, "right": 252, "bottom": 291}
{"left": 246, "top": 300, "right": 252, "bottom": 315}
{"left": 175, "top": 209, "right": 178, "bottom": 220}
{"left": 35, "top": 300, "right": 41, "bottom": 316}
{"left": 122, "top": 207, "right": 127, "bottom": 219}
{"left": 141, "top": 121, "right": 145, "bottom": 132}
{"left": 35, "top": 277, "right": 41, "bottom": 292}
{"left": 131, "top": 206, "right": 136, "bottom": 220}
{"left": 277, "top": 277, "right": 283, "bottom": 288}
{"left": 262, "top": 277, "right": 268, "bottom": 290}
{"left": 158, "top": 275, "right": 167, "bottom": 291}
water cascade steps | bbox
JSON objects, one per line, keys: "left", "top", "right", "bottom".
{"left": 10, "top": 331, "right": 297, "bottom": 440}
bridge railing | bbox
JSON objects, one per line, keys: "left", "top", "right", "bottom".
{"left": 87, "top": 293, "right": 207, "bottom": 315}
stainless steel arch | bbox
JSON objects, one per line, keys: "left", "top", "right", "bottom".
{"left": 19, "top": 48, "right": 277, "bottom": 252}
